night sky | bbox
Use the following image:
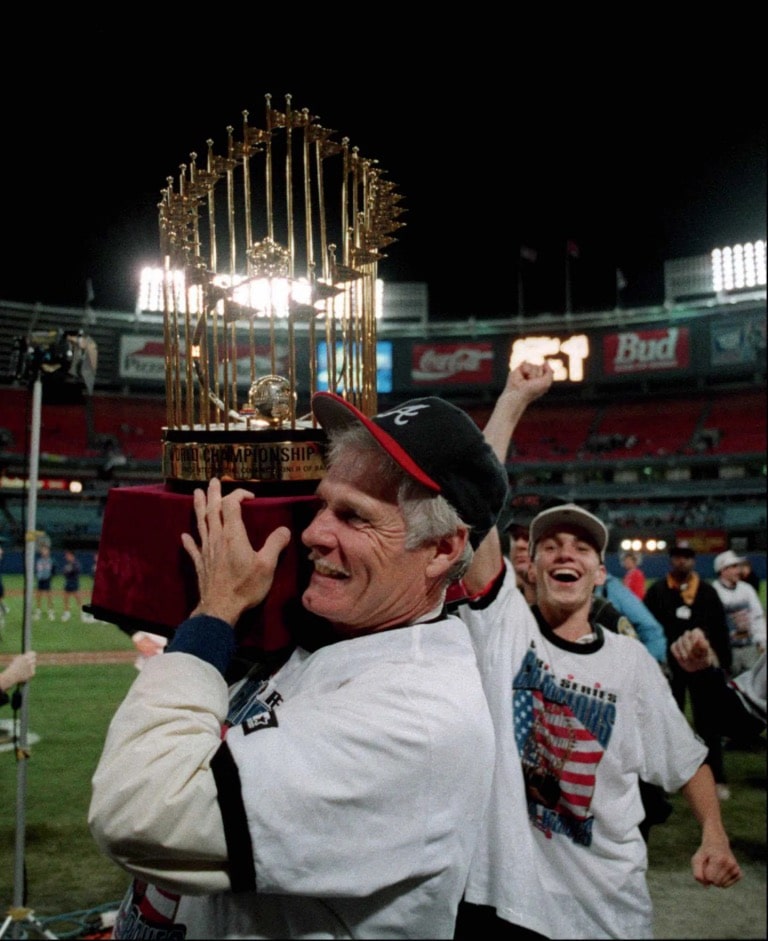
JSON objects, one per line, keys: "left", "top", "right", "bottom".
{"left": 3, "top": 20, "right": 764, "bottom": 322}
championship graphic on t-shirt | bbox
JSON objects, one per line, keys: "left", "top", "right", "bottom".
{"left": 513, "top": 647, "right": 616, "bottom": 845}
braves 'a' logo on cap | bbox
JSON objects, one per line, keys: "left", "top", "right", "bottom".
{"left": 379, "top": 403, "right": 431, "bottom": 426}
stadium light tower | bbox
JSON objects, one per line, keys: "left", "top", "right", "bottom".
{"left": 664, "top": 239, "right": 766, "bottom": 304}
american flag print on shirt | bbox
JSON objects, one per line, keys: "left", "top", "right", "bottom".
{"left": 113, "top": 878, "right": 184, "bottom": 939}
{"left": 513, "top": 646, "right": 617, "bottom": 846}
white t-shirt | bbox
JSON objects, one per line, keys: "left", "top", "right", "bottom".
{"left": 456, "top": 561, "right": 707, "bottom": 940}
{"left": 712, "top": 577, "right": 766, "bottom": 648}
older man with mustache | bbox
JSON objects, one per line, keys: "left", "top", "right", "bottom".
{"left": 89, "top": 391, "right": 508, "bottom": 940}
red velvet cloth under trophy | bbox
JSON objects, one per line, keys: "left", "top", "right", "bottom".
{"left": 88, "top": 484, "right": 321, "bottom": 655}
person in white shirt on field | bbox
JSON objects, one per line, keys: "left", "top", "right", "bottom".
{"left": 711, "top": 549, "right": 766, "bottom": 675}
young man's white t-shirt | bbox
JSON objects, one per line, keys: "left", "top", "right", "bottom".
{"left": 456, "top": 561, "right": 707, "bottom": 939}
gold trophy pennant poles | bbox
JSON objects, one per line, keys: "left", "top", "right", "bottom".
{"left": 157, "top": 93, "right": 405, "bottom": 489}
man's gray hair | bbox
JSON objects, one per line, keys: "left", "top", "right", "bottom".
{"left": 326, "top": 425, "right": 474, "bottom": 582}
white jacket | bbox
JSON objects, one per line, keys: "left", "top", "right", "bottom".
{"left": 89, "top": 615, "right": 494, "bottom": 939}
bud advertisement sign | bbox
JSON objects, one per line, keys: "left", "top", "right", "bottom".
{"left": 411, "top": 342, "right": 494, "bottom": 384}
{"left": 603, "top": 327, "right": 690, "bottom": 375}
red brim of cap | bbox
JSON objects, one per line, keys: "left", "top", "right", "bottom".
{"left": 312, "top": 392, "right": 440, "bottom": 493}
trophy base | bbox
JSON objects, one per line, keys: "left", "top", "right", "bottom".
{"left": 88, "top": 426, "right": 331, "bottom": 661}
{"left": 88, "top": 483, "right": 323, "bottom": 657}
{"left": 162, "top": 426, "right": 327, "bottom": 492}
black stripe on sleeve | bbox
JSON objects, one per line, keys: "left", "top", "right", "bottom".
{"left": 211, "top": 741, "right": 256, "bottom": 893}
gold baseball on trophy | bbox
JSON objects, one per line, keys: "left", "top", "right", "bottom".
{"left": 248, "top": 375, "right": 295, "bottom": 426}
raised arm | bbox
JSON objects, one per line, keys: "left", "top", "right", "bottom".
{"left": 462, "top": 361, "right": 554, "bottom": 594}
{"left": 482, "top": 361, "right": 555, "bottom": 464}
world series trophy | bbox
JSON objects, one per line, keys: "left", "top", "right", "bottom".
{"left": 88, "top": 94, "right": 404, "bottom": 661}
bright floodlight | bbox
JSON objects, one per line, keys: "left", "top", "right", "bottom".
{"left": 711, "top": 240, "right": 766, "bottom": 292}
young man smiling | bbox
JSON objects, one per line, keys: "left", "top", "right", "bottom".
{"left": 455, "top": 501, "right": 742, "bottom": 939}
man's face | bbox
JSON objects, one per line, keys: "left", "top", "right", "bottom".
{"left": 530, "top": 525, "right": 606, "bottom": 617}
{"left": 509, "top": 524, "right": 533, "bottom": 581}
{"left": 719, "top": 562, "right": 741, "bottom": 588}
{"left": 301, "top": 449, "right": 443, "bottom": 634}
{"left": 669, "top": 553, "right": 696, "bottom": 579}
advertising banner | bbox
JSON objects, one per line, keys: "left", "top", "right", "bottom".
{"left": 675, "top": 528, "right": 728, "bottom": 553}
{"left": 119, "top": 335, "right": 289, "bottom": 383}
{"left": 603, "top": 327, "right": 690, "bottom": 375}
{"left": 710, "top": 313, "right": 766, "bottom": 366}
{"left": 411, "top": 342, "right": 494, "bottom": 384}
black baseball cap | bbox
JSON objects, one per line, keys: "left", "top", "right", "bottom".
{"left": 311, "top": 392, "right": 509, "bottom": 548}
{"left": 669, "top": 543, "right": 696, "bottom": 558}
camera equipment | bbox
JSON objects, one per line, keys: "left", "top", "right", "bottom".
{"left": 12, "top": 329, "right": 97, "bottom": 395}
{"left": 3, "top": 330, "right": 96, "bottom": 939}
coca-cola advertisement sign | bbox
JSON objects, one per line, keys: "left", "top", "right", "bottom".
{"left": 411, "top": 343, "right": 494, "bottom": 384}
{"left": 603, "top": 327, "right": 690, "bottom": 375}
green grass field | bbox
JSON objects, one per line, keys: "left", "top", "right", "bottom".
{"left": 0, "top": 573, "right": 765, "bottom": 926}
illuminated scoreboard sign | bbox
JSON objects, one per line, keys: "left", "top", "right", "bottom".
{"left": 509, "top": 334, "right": 589, "bottom": 382}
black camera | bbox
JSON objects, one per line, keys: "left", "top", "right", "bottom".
{"left": 12, "top": 330, "right": 77, "bottom": 382}
{"left": 12, "top": 330, "right": 96, "bottom": 396}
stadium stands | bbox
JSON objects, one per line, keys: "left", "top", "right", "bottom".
{"left": 586, "top": 397, "right": 709, "bottom": 458}
{"left": 468, "top": 390, "right": 766, "bottom": 463}
{"left": 0, "top": 386, "right": 164, "bottom": 462}
{"left": 507, "top": 402, "right": 601, "bottom": 459}
{"left": 700, "top": 388, "right": 767, "bottom": 455}
{"left": 2, "top": 384, "right": 762, "bottom": 477}
{"left": 0, "top": 291, "right": 764, "bottom": 554}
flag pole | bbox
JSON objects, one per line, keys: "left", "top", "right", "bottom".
{"left": 615, "top": 268, "right": 627, "bottom": 310}
{"left": 564, "top": 240, "right": 579, "bottom": 315}
{"left": 518, "top": 245, "right": 537, "bottom": 317}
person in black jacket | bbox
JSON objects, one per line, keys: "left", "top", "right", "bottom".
{"left": 645, "top": 543, "right": 732, "bottom": 799}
